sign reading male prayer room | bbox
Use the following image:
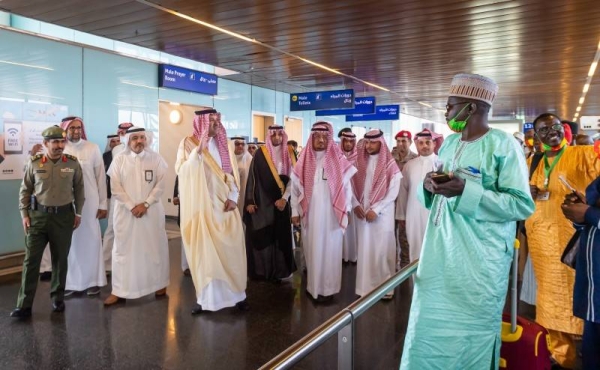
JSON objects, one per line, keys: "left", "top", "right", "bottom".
{"left": 290, "top": 89, "right": 354, "bottom": 111}
{"left": 315, "top": 96, "right": 376, "bottom": 116}
{"left": 159, "top": 64, "right": 218, "bottom": 96}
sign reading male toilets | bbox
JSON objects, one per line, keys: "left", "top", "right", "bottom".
{"left": 290, "top": 89, "right": 354, "bottom": 111}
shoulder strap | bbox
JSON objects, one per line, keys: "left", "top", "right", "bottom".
{"left": 529, "top": 152, "right": 544, "bottom": 180}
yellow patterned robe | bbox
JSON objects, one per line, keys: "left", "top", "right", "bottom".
{"left": 526, "top": 146, "right": 600, "bottom": 334}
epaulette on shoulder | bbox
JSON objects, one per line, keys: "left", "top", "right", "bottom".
{"left": 31, "top": 154, "right": 43, "bottom": 161}
{"left": 64, "top": 154, "right": 78, "bottom": 161}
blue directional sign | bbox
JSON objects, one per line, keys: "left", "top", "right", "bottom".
{"left": 290, "top": 89, "right": 354, "bottom": 111}
{"left": 315, "top": 96, "right": 376, "bottom": 116}
{"left": 346, "top": 104, "right": 400, "bottom": 121}
{"left": 159, "top": 64, "right": 218, "bottom": 96}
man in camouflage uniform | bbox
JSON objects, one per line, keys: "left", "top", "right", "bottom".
{"left": 10, "top": 125, "right": 84, "bottom": 318}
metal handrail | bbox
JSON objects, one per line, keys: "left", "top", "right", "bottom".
{"left": 259, "top": 260, "right": 419, "bottom": 370}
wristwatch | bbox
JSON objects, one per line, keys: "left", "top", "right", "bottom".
{"left": 143, "top": 202, "right": 150, "bottom": 208}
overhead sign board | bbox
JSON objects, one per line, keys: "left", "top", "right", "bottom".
{"left": 159, "top": 64, "right": 218, "bottom": 95}
{"left": 315, "top": 96, "right": 376, "bottom": 116}
{"left": 290, "top": 89, "right": 354, "bottom": 111}
{"left": 346, "top": 104, "right": 400, "bottom": 122}
{"left": 580, "top": 116, "right": 600, "bottom": 130}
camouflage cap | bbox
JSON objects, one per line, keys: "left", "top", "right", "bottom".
{"left": 41, "top": 125, "right": 66, "bottom": 139}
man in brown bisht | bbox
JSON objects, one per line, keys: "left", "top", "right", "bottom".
{"left": 245, "top": 125, "right": 297, "bottom": 283}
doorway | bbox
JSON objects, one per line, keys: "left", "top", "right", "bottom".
{"left": 284, "top": 116, "right": 303, "bottom": 146}
{"left": 158, "top": 101, "right": 211, "bottom": 217}
{"left": 252, "top": 112, "right": 276, "bottom": 142}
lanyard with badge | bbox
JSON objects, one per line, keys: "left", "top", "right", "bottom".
{"left": 537, "top": 146, "right": 565, "bottom": 201}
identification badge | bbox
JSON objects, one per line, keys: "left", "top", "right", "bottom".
{"left": 537, "top": 191, "right": 550, "bottom": 201}
{"left": 145, "top": 170, "right": 153, "bottom": 182}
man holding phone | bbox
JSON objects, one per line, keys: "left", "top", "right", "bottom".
{"left": 562, "top": 177, "right": 600, "bottom": 370}
{"left": 400, "top": 74, "right": 535, "bottom": 369}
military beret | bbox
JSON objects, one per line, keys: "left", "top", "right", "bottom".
{"left": 42, "top": 125, "right": 66, "bottom": 139}
{"left": 395, "top": 130, "right": 412, "bottom": 140}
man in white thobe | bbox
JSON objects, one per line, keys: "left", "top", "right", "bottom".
{"left": 352, "top": 129, "right": 401, "bottom": 299}
{"left": 178, "top": 109, "right": 248, "bottom": 314}
{"left": 291, "top": 122, "right": 356, "bottom": 302}
{"left": 231, "top": 136, "right": 253, "bottom": 216}
{"left": 102, "top": 122, "right": 133, "bottom": 273}
{"left": 40, "top": 117, "right": 108, "bottom": 296}
{"left": 339, "top": 130, "right": 358, "bottom": 264}
{"left": 396, "top": 129, "right": 438, "bottom": 262}
{"left": 104, "top": 127, "right": 169, "bottom": 305}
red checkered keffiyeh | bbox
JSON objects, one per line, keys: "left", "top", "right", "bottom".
{"left": 340, "top": 131, "right": 358, "bottom": 163}
{"left": 192, "top": 110, "right": 233, "bottom": 174}
{"left": 352, "top": 129, "right": 399, "bottom": 206}
{"left": 266, "top": 125, "right": 292, "bottom": 176}
{"left": 293, "top": 121, "right": 353, "bottom": 229}
{"left": 60, "top": 116, "right": 87, "bottom": 140}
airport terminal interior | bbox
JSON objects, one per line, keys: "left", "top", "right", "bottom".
{"left": 1, "top": 1, "right": 600, "bottom": 369}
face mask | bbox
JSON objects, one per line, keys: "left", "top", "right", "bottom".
{"left": 447, "top": 104, "right": 472, "bottom": 132}
{"left": 542, "top": 138, "right": 568, "bottom": 152}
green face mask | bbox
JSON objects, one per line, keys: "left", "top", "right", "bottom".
{"left": 447, "top": 103, "right": 472, "bottom": 132}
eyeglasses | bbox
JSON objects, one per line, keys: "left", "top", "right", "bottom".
{"left": 234, "top": 142, "right": 245, "bottom": 146}
{"left": 445, "top": 102, "right": 471, "bottom": 111}
{"left": 536, "top": 123, "right": 563, "bottom": 136}
{"left": 68, "top": 126, "right": 83, "bottom": 131}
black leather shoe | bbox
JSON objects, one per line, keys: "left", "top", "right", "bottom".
{"left": 10, "top": 307, "right": 32, "bottom": 318}
{"left": 191, "top": 304, "right": 204, "bottom": 315}
{"left": 39, "top": 272, "right": 51, "bottom": 281}
{"left": 235, "top": 300, "right": 250, "bottom": 311}
{"left": 316, "top": 295, "right": 333, "bottom": 303}
{"left": 52, "top": 301, "right": 65, "bottom": 312}
{"left": 183, "top": 269, "right": 191, "bottom": 276}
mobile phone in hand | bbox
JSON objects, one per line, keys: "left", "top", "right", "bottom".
{"left": 558, "top": 176, "right": 584, "bottom": 203}
{"left": 431, "top": 173, "right": 452, "bottom": 183}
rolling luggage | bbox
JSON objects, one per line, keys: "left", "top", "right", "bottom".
{"left": 499, "top": 240, "right": 551, "bottom": 369}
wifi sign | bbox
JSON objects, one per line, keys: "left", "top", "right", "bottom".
{"left": 4, "top": 123, "right": 22, "bottom": 154}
